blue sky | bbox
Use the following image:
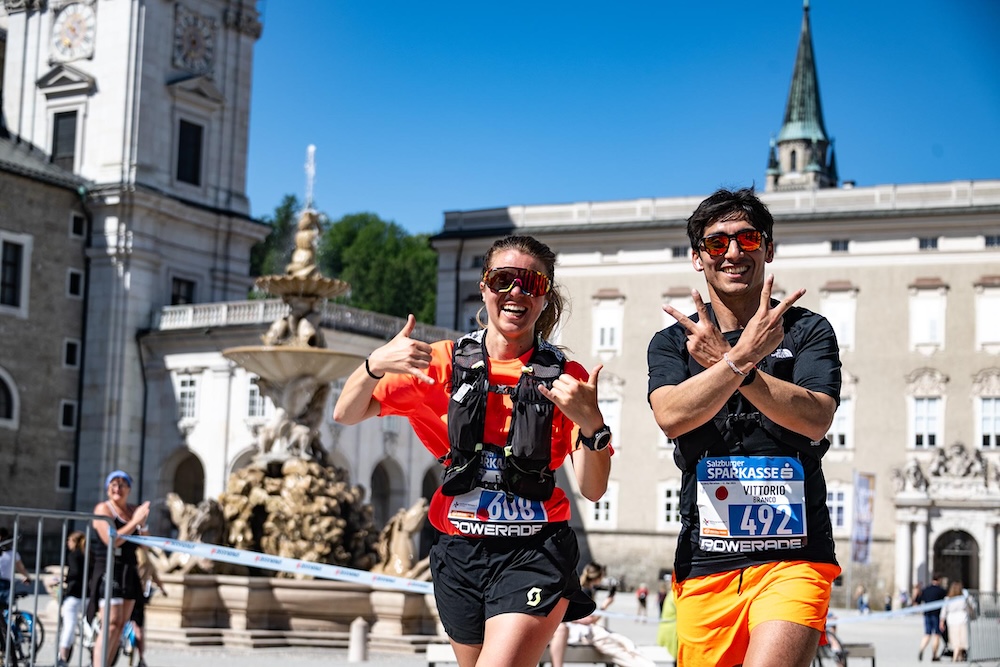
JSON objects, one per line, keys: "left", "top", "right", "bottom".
{"left": 246, "top": 1, "right": 1000, "bottom": 235}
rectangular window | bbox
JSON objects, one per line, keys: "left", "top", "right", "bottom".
{"left": 67, "top": 268, "right": 84, "bottom": 298}
{"left": 831, "top": 239, "right": 849, "bottom": 253}
{"left": 976, "top": 288, "right": 1000, "bottom": 352}
{"left": 983, "top": 397, "right": 1000, "bottom": 449}
{"left": 986, "top": 235, "right": 999, "bottom": 248}
{"left": 913, "top": 397, "right": 940, "bottom": 448}
{"left": 598, "top": 397, "right": 621, "bottom": 450}
{"left": 178, "top": 376, "right": 197, "bottom": 420}
{"left": 52, "top": 111, "right": 78, "bottom": 171}
{"left": 587, "top": 480, "right": 617, "bottom": 530}
{"left": 909, "top": 290, "right": 946, "bottom": 351}
{"left": 592, "top": 298, "right": 624, "bottom": 357}
{"left": 63, "top": 339, "right": 80, "bottom": 368}
{"left": 70, "top": 214, "right": 86, "bottom": 238}
{"left": 177, "top": 119, "right": 204, "bottom": 185}
{"left": 171, "top": 277, "right": 196, "bottom": 305}
{"left": 56, "top": 461, "right": 75, "bottom": 493}
{"left": 827, "top": 489, "right": 847, "bottom": 530}
{"left": 1, "top": 240, "right": 24, "bottom": 308}
{"left": 919, "top": 237, "right": 939, "bottom": 251}
{"left": 60, "top": 400, "right": 78, "bottom": 429}
{"left": 827, "top": 397, "right": 852, "bottom": 448}
{"left": 671, "top": 245, "right": 689, "bottom": 259}
{"left": 658, "top": 483, "right": 682, "bottom": 530}
{"left": 247, "top": 381, "right": 266, "bottom": 418}
{"left": 820, "top": 292, "right": 856, "bottom": 351}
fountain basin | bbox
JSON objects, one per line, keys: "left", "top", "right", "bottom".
{"left": 222, "top": 346, "right": 365, "bottom": 384}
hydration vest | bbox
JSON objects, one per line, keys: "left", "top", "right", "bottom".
{"left": 441, "top": 329, "right": 566, "bottom": 501}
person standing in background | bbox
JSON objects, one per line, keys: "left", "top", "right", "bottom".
{"left": 56, "top": 531, "right": 87, "bottom": 667}
{"left": 941, "top": 580, "right": 974, "bottom": 663}
{"left": 90, "top": 471, "right": 150, "bottom": 667}
{"left": 635, "top": 583, "right": 649, "bottom": 622}
{"left": 917, "top": 573, "right": 947, "bottom": 661}
{"left": 0, "top": 526, "right": 33, "bottom": 596}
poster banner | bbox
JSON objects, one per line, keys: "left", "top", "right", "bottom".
{"left": 851, "top": 471, "right": 876, "bottom": 564}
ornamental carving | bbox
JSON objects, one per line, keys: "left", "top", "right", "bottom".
{"left": 972, "top": 368, "right": 1000, "bottom": 397}
{"left": 223, "top": 6, "right": 263, "bottom": 38}
{"left": 3, "top": 0, "right": 44, "bottom": 12}
{"left": 892, "top": 442, "right": 994, "bottom": 499}
{"left": 905, "top": 367, "right": 949, "bottom": 396}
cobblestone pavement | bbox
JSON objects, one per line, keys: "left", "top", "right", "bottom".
{"left": 19, "top": 592, "right": 951, "bottom": 667}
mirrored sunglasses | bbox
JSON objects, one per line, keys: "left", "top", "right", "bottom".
{"left": 483, "top": 266, "right": 552, "bottom": 297}
{"left": 699, "top": 229, "right": 766, "bottom": 257}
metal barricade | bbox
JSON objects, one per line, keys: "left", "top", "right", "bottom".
{"left": 967, "top": 590, "right": 1000, "bottom": 664}
{"left": 1, "top": 507, "right": 116, "bottom": 667}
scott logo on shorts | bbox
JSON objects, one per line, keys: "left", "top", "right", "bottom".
{"left": 526, "top": 587, "right": 541, "bottom": 607}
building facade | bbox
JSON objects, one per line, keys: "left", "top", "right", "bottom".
{"left": 1, "top": 0, "right": 268, "bottom": 512}
{"left": 430, "top": 4, "right": 1000, "bottom": 604}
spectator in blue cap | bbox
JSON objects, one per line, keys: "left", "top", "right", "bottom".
{"left": 88, "top": 470, "right": 149, "bottom": 667}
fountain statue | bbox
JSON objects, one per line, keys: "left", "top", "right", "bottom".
{"left": 143, "top": 150, "right": 438, "bottom": 647}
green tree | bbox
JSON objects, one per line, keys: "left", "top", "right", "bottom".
{"left": 318, "top": 212, "right": 437, "bottom": 323}
{"left": 250, "top": 194, "right": 301, "bottom": 278}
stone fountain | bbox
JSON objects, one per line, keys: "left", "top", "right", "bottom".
{"left": 142, "top": 151, "right": 440, "bottom": 649}
{"left": 217, "top": 206, "right": 377, "bottom": 569}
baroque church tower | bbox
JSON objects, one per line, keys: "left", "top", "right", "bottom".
{"left": 766, "top": 0, "right": 838, "bottom": 192}
{"left": 1, "top": 0, "right": 267, "bottom": 508}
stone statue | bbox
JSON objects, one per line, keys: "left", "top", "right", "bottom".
{"left": 286, "top": 210, "right": 323, "bottom": 279}
{"left": 262, "top": 295, "right": 325, "bottom": 348}
{"left": 904, "top": 459, "right": 929, "bottom": 492}
{"left": 945, "top": 441, "right": 973, "bottom": 476}
{"left": 149, "top": 492, "right": 234, "bottom": 574}
{"left": 928, "top": 447, "right": 948, "bottom": 477}
{"left": 255, "top": 377, "right": 330, "bottom": 461}
{"left": 371, "top": 498, "right": 430, "bottom": 579}
{"left": 890, "top": 467, "right": 906, "bottom": 494}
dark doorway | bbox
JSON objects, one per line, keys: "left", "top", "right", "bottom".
{"left": 934, "top": 530, "right": 979, "bottom": 590}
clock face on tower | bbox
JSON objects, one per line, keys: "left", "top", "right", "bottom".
{"left": 51, "top": 2, "right": 97, "bottom": 62}
{"left": 173, "top": 7, "right": 215, "bottom": 74}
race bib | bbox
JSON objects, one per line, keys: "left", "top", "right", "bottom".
{"left": 446, "top": 489, "right": 548, "bottom": 537}
{"left": 696, "top": 456, "right": 807, "bottom": 553}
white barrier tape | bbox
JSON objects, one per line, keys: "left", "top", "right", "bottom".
{"left": 117, "top": 532, "right": 434, "bottom": 595}
{"left": 831, "top": 596, "right": 954, "bottom": 625}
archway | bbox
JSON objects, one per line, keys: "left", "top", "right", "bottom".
{"left": 370, "top": 458, "right": 407, "bottom": 529}
{"left": 173, "top": 453, "right": 205, "bottom": 504}
{"left": 933, "top": 530, "right": 979, "bottom": 590}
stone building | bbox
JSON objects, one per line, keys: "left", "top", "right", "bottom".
{"left": 0, "top": 134, "right": 87, "bottom": 511}
{"left": 0, "top": 0, "right": 267, "bottom": 513}
{"left": 429, "top": 3, "right": 1000, "bottom": 604}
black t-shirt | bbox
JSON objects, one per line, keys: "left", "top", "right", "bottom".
{"left": 919, "top": 583, "right": 947, "bottom": 616}
{"left": 647, "top": 303, "right": 842, "bottom": 582}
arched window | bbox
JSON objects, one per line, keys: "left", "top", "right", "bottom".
{"left": 0, "top": 367, "right": 19, "bottom": 429}
{"left": 790, "top": 150, "right": 798, "bottom": 172}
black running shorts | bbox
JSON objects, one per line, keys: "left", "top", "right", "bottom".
{"left": 429, "top": 522, "right": 595, "bottom": 645}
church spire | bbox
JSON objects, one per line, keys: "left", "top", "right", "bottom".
{"left": 765, "top": 0, "right": 838, "bottom": 192}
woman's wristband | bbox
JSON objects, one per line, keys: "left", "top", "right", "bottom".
{"left": 365, "top": 358, "right": 384, "bottom": 380}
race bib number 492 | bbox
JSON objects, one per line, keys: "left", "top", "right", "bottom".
{"left": 695, "top": 456, "right": 807, "bottom": 553}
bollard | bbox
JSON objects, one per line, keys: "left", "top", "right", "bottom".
{"left": 348, "top": 615, "right": 369, "bottom": 662}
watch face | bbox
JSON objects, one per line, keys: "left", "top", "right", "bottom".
{"left": 173, "top": 8, "right": 215, "bottom": 73}
{"left": 51, "top": 3, "right": 96, "bottom": 62}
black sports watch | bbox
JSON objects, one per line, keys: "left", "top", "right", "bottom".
{"left": 577, "top": 424, "right": 612, "bottom": 452}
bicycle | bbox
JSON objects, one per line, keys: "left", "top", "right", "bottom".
{"left": 1, "top": 588, "right": 45, "bottom": 665}
{"left": 83, "top": 612, "right": 140, "bottom": 667}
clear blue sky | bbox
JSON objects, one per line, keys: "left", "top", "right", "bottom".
{"left": 246, "top": 1, "right": 1000, "bottom": 235}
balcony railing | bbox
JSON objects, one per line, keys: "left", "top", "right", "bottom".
{"left": 155, "top": 299, "right": 461, "bottom": 343}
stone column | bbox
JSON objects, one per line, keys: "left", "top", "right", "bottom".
{"left": 895, "top": 520, "right": 913, "bottom": 597}
{"left": 915, "top": 518, "right": 929, "bottom": 584}
{"left": 983, "top": 520, "right": 999, "bottom": 593}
